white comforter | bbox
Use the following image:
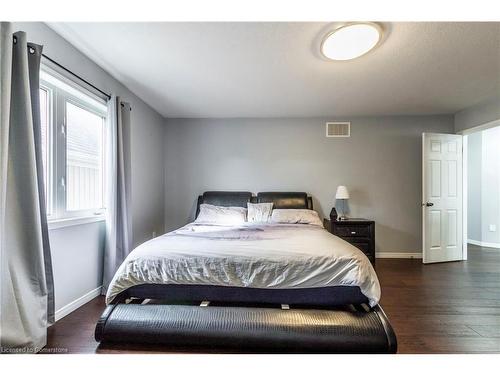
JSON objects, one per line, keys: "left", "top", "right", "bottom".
{"left": 106, "top": 223, "right": 381, "bottom": 306}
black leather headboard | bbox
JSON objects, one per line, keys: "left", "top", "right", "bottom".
{"left": 257, "top": 192, "right": 313, "bottom": 210}
{"left": 196, "top": 191, "right": 253, "bottom": 218}
{"left": 195, "top": 191, "right": 313, "bottom": 218}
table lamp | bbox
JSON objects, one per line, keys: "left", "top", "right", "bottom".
{"left": 335, "top": 185, "right": 350, "bottom": 220}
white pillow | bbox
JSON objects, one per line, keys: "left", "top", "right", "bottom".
{"left": 270, "top": 209, "right": 323, "bottom": 227}
{"left": 247, "top": 202, "right": 273, "bottom": 223}
{"left": 195, "top": 204, "right": 247, "bottom": 224}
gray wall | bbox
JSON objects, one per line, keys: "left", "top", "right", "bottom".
{"left": 164, "top": 116, "right": 454, "bottom": 255}
{"left": 49, "top": 223, "right": 105, "bottom": 312}
{"left": 12, "top": 22, "right": 166, "bottom": 315}
{"left": 455, "top": 95, "right": 500, "bottom": 133}
{"left": 467, "top": 132, "right": 482, "bottom": 241}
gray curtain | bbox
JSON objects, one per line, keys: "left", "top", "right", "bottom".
{"left": 0, "top": 26, "right": 55, "bottom": 352}
{"left": 102, "top": 97, "right": 132, "bottom": 292}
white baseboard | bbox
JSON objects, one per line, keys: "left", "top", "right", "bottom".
{"left": 54, "top": 286, "right": 102, "bottom": 322}
{"left": 376, "top": 252, "right": 422, "bottom": 259}
{"left": 467, "top": 239, "right": 500, "bottom": 249}
{"left": 467, "top": 239, "right": 481, "bottom": 246}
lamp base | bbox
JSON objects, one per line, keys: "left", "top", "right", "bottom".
{"left": 329, "top": 207, "right": 338, "bottom": 222}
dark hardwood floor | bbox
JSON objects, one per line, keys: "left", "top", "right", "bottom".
{"left": 43, "top": 244, "right": 500, "bottom": 354}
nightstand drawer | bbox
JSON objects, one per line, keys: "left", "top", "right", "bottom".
{"left": 349, "top": 241, "right": 375, "bottom": 265}
{"left": 347, "top": 240, "right": 371, "bottom": 255}
{"left": 334, "top": 225, "right": 370, "bottom": 238}
{"left": 329, "top": 218, "right": 375, "bottom": 266}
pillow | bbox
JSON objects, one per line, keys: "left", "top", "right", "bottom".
{"left": 247, "top": 202, "right": 273, "bottom": 223}
{"left": 195, "top": 204, "right": 247, "bottom": 224}
{"left": 270, "top": 209, "right": 323, "bottom": 227}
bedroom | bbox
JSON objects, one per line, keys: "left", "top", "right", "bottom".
{"left": 1, "top": 0, "right": 500, "bottom": 372}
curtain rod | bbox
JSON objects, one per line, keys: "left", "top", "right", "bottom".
{"left": 41, "top": 53, "right": 112, "bottom": 100}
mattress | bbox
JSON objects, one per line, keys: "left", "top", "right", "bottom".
{"left": 106, "top": 223, "right": 381, "bottom": 306}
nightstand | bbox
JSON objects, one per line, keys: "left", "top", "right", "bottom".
{"left": 324, "top": 218, "right": 376, "bottom": 266}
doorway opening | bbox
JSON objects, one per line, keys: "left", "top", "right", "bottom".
{"left": 466, "top": 125, "right": 500, "bottom": 256}
{"left": 422, "top": 122, "right": 500, "bottom": 264}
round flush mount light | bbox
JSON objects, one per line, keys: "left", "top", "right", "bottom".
{"left": 321, "top": 22, "right": 383, "bottom": 61}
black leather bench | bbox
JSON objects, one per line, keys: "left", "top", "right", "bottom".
{"left": 95, "top": 303, "right": 397, "bottom": 353}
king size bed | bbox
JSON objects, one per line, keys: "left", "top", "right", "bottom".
{"left": 95, "top": 191, "right": 397, "bottom": 353}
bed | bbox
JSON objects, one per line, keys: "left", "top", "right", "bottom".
{"left": 95, "top": 191, "right": 397, "bottom": 353}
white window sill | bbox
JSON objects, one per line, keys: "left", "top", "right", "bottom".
{"left": 48, "top": 215, "right": 105, "bottom": 230}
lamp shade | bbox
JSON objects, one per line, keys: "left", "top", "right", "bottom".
{"left": 335, "top": 185, "right": 350, "bottom": 200}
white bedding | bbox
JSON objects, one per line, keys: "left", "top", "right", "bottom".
{"left": 105, "top": 223, "right": 381, "bottom": 306}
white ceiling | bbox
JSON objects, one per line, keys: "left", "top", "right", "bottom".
{"left": 47, "top": 22, "right": 500, "bottom": 118}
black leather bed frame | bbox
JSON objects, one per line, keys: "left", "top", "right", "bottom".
{"left": 95, "top": 191, "right": 397, "bottom": 353}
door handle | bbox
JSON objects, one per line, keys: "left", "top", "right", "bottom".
{"left": 423, "top": 202, "right": 434, "bottom": 207}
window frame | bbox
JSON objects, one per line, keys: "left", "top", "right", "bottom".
{"left": 39, "top": 84, "right": 54, "bottom": 218}
{"left": 40, "top": 65, "right": 108, "bottom": 224}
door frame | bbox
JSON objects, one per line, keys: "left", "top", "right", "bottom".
{"left": 457, "top": 118, "right": 500, "bottom": 261}
{"left": 422, "top": 133, "right": 465, "bottom": 263}
{"left": 462, "top": 134, "right": 468, "bottom": 260}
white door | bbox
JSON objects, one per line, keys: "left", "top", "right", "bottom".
{"left": 422, "top": 133, "right": 463, "bottom": 264}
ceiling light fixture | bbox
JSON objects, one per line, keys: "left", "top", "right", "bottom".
{"left": 321, "top": 23, "right": 383, "bottom": 61}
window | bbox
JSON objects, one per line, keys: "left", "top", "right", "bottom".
{"left": 40, "top": 67, "right": 108, "bottom": 222}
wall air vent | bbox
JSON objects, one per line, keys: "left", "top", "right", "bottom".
{"left": 326, "top": 122, "right": 350, "bottom": 137}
